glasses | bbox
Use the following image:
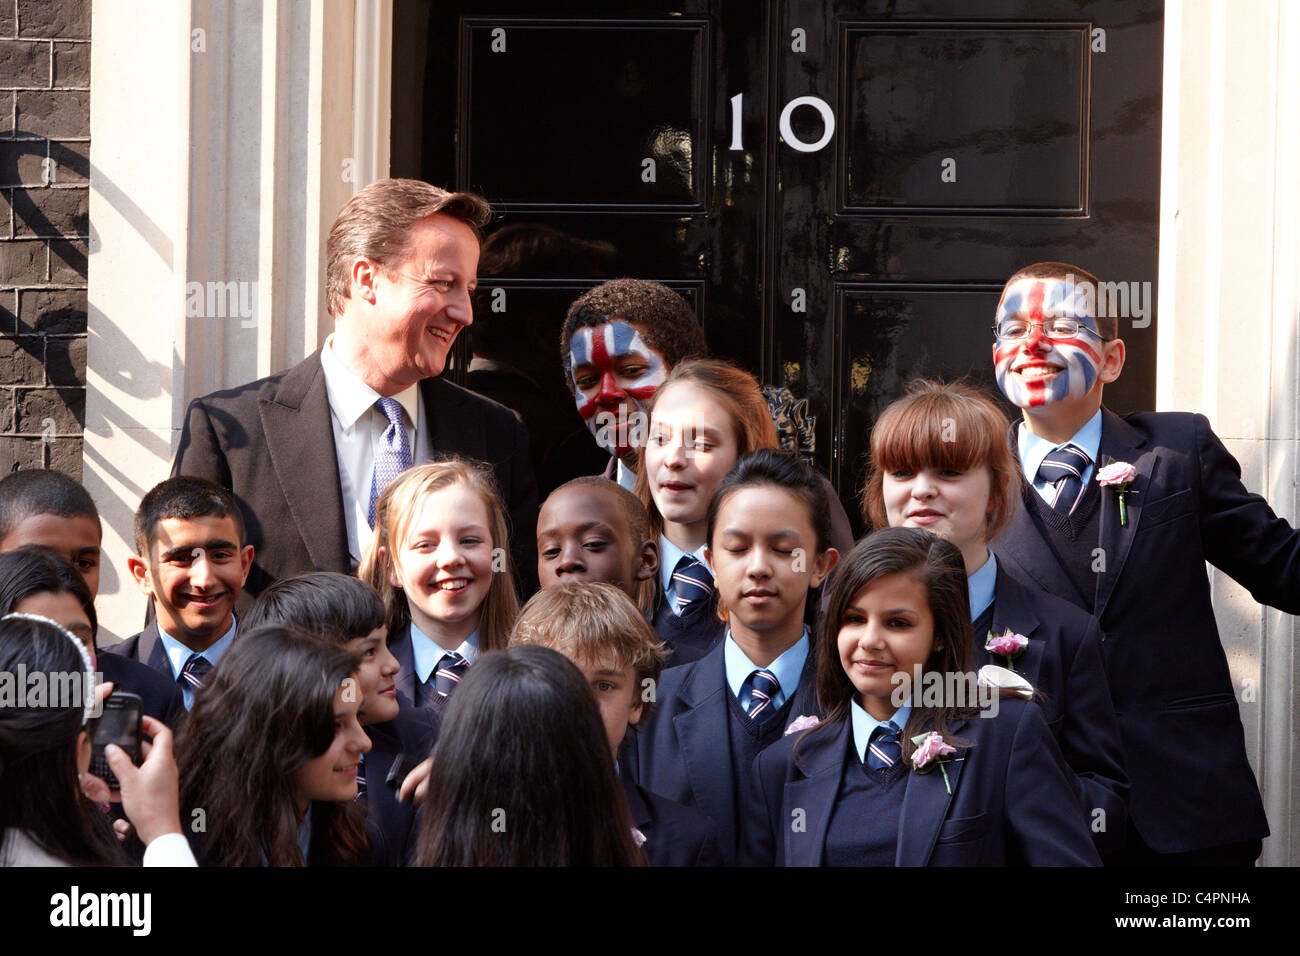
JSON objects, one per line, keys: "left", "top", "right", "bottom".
{"left": 992, "top": 318, "right": 1112, "bottom": 342}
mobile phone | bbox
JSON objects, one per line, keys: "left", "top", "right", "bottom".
{"left": 385, "top": 753, "right": 421, "bottom": 791}
{"left": 90, "top": 691, "right": 143, "bottom": 791}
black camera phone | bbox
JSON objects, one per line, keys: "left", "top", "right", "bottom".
{"left": 90, "top": 691, "right": 143, "bottom": 791}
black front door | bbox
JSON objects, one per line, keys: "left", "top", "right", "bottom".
{"left": 392, "top": 0, "right": 1162, "bottom": 528}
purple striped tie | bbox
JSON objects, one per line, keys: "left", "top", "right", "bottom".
{"left": 180, "top": 653, "right": 212, "bottom": 690}
{"left": 368, "top": 397, "right": 412, "bottom": 529}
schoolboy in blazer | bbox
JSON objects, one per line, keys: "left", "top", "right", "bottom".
{"left": 621, "top": 775, "right": 723, "bottom": 867}
{"left": 113, "top": 477, "right": 254, "bottom": 711}
{"left": 989, "top": 262, "right": 1300, "bottom": 864}
{"left": 632, "top": 642, "right": 821, "bottom": 865}
{"left": 977, "top": 561, "right": 1129, "bottom": 859}
{"left": 172, "top": 180, "right": 538, "bottom": 612}
{"left": 741, "top": 697, "right": 1100, "bottom": 866}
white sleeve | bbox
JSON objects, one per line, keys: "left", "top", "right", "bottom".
{"left": 142, "top": 832, "right": 198, "bottom": 867}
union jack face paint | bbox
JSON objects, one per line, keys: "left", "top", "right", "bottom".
{"left": 569, "top": 320, "right": 668, "bottom": 455}
{"left": 994, "top": 278, "right": 1104, "bottom": 409}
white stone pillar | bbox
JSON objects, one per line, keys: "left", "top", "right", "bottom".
{"left": 1159, "top": 0, "right": 1300, "bottom": 865}
{"left": 85, "top": 0, "right": 391, "bottom": 641}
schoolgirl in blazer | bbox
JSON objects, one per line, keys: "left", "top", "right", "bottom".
{"left": 862, "top": 380, "right": 1128, "bottom": 856}
{"left": 635, "top": 360, "right": 788, "bottom": 663}
{"left": 740, "top": 528, "right": 1099, "bottom": 867}
{"left": 743, "top": 696, "right": 1097, "bottom": 866}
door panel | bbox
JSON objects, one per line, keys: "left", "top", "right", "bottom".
{"left": 393, "top": 0, "right": 1163, "bottom": 531}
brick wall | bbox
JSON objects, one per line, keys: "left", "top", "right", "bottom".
{"left": 0, "top": 0, "right": 89, "bottom": 478}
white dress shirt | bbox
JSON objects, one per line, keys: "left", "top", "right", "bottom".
{"left": 320, "top": 334, "right": 432, "bottom": 564}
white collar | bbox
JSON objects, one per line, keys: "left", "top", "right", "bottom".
{"left": 320, "top": 333, "right": 421, "bottom": 433}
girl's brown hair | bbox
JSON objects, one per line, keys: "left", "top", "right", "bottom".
{"left": 358, "top": 457, "right": 518, "bottom": 651}
{"left": 634, "top": 359, "right": 779, "bottom": 540}
{"left": 175, "top": 625, "right": 370, "bottom": 866}
{"left": 861, "top": 379, "right": 1021, "bottom": 542}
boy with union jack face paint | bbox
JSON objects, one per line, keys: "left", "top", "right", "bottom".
{"left": 992, "top": 267, "right": 1125, "bottom": 440}
{"left": 989, "top": 261, "right": 1300, "bottom": 868}
{"left": 561, "top": 280, "right": 708, "bottom": 490}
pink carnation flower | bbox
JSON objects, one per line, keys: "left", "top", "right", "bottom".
{"left": 911, "top": 732, "right": 956, "bottom": 769}
{"left": 1096, "top": 461, "right": 1138, "bottom": 486}
{"left": 985, "top": 631, "right": 1029, "bottom": 657}
{"left": 631, "top": 827, "right": 646, "bottom": 847}
{"left": 785, "top": 714, "right": 821, "bottom": 735}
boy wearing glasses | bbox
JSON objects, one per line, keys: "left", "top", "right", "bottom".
{"left": 989, "top": 261, "right": 1300, "bottom": 867}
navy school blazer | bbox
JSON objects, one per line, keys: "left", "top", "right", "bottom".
{"left": 631, "top": 639, "right": 821, "bottom": 865}
{"left": 97, "top": 647, "right": 186, "bottom": 728}
{"left": 620, "top": 773, "right": 723, "bottom": 867}
{"left": 740, "top": 698, "right": 1101, "bottom": 867}
{"left": 992, "top": 409, "right": 1300, "bottom": 852}
{"left": 980, "top": 565, "right": 1129, "bottom": 858}
{"left": 650, "top": 590, "right": 721, "bottom": 666}
{"left": 363, "top": 700, "right": 439, "bottom": 867}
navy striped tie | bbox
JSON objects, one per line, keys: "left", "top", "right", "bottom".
{"left": 866, "top": 721, "right": 902, "bottom": 770}
{"left": 432, "top": 652, "right": 469, "bottom": 699}
{"left": 672, "top": 555, "right": 713, "bottom": 616}
{"left": 1038, "top": 444, "right": 1092, "bottom": 516}
{"left": 180, "top": 653, "right": 212, "bottom": 691}
{"left": 746, "top": 669, "right": 781, "bottom": 723}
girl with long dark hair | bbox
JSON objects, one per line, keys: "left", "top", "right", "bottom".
{"left": 415, "top": 645, "right": 644, "bottom": 866}
{"left": 175, "top": 624, "right": 372, "bottom": 866}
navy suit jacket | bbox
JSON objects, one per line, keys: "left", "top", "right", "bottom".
{"left": 980, "top": 565, "right": 1129, "bottom": 858}
{"left": 741, "top": 698, "right": 1101, "bottom": 866}
{"left": 631, "top": 639, "right": 821, "bottom": 864}
{"left": 171, "top": 349, "right": 539, "bottom": 613}
{"left": 97, "top": 648, "right": 186, "bottom": 728}
{"left": 993, "top": 409, "right": 1300, "bottom": 852}
{"left": 620, "top": 774, "right": 723, "bottom": 867}
{"left": 363, "top": 702, "right": 439, "bottom": 867}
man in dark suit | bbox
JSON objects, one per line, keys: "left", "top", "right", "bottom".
{"left": 172, "top": 179, "right": 538, "bottom": 610}
{"left": 989, "top": 261, "right": 1300, "bottom": 865}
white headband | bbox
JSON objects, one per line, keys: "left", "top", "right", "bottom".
{"left": 1, "top": 612, "right": 98, "bottom": 724}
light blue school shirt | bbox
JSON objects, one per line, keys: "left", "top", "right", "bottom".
{"left": 410, "top": 622, "right": 480, "bottom": 687}
{"left": 967, "top": 550, "right": 998, "bottom": 621}
{"left": 1018, "top": 409, "right": 1102, "bottom": 504}
{"left": 850, "top": 697, "right": 914, "bottom": 764}
{"left": 724, "top": 627, "right": 810, "bottom": 713}
{"left": 158, "top": 616, "right": 237, "bottom": 710}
